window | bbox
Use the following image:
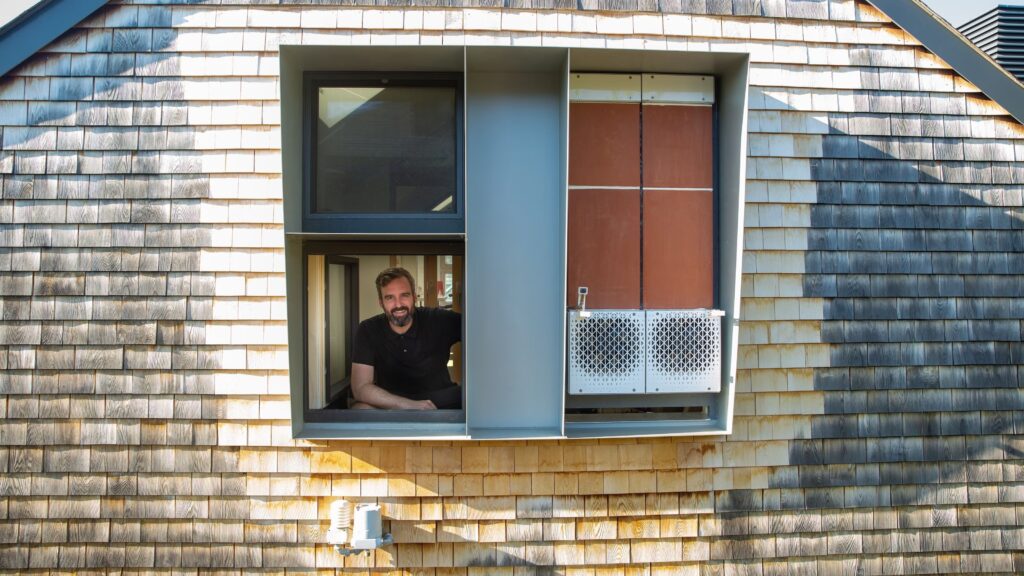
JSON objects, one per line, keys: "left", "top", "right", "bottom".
{"left": 303, "top": 72, "right": 464, "bottom": 234}
{"left": 282, "top": 51, "right": 471, "bottom": 438}
{"left": 299, "top": 75, "right": 465, "bottom": 427}
{"left": 302, "top": 242, "right": 465, "bottom": 425}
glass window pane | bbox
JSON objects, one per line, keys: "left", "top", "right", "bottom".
{"left": 316, "top": 86, "right": 457, "bottom": 214}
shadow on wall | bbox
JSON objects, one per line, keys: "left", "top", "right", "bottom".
{"left": 1, "top": 0, "right": 1022, "bottom": 515}
{"left": 748, "top": 92, "right": 1024, "bottom": 509}
{"left": 0, "top": 5, "right": 247, "bottom": 377}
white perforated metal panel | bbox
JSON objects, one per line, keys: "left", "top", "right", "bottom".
{"left": 567, "top": 310, "right": 645, "bottom": 395}
{"left": 645, "top": 309, "right": 723, "bottom": 393}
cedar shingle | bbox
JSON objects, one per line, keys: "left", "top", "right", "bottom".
{"left": 2, "top": 4, "right": 1024, "bottom": 573}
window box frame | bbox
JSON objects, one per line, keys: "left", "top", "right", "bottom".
{"left": 281, "top": 45, "right": 750, "bottom": 441}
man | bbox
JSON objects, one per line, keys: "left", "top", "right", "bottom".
{"left": 350, "top": 267, "right": 462, "bottom": 410}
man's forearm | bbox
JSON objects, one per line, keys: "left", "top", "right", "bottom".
{"left": 353, "top": 381, "right": 430, "bottom": 409}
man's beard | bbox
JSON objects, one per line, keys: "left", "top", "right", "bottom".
{"left": 386, "top": 306, "right": 413, "bottom": 327}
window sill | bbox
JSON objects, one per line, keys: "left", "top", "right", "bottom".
{"left": 296, "top": 421, "right": 468, "bottom": 440}
{"left": 564, "top": 418, "right": 728, "bottom": 439}
{"left": 467, "top": 427, "right": 564, "bottom": 441}
{"left": 305, "top": 409, "right": 464, "bottom": 424}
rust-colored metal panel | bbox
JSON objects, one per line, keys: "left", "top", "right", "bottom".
{"left": 643, "top": 189, "right": 714, "bottom": 309}
{"left": 569, "top": 102, "right": 641, "bottom": 187}
{"left": 641, "top": 105, "right": 713, "bottom": 189}
{"left": 567, "top": 188, "right": 641, "bottom": 309}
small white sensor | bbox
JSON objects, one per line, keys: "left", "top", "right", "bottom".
{"left": 326, "top": 499, "right": 352, "bottom": 546}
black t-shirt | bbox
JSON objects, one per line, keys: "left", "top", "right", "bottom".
{"left": 352, "top": 307, "right": 461, "bottom": 399}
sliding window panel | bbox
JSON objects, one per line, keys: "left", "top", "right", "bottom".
{"left": 567, "top": 101, "right": 641, "bottom": 309}
{"left": 641, "top": 104, "right": 713, "bottom": 189}
{"left": 643, "top": 189, "right": 715, "bottom": 309}
{"left": 307, "top": 254, "right": 327, "bottom": 409}
{"left": 566, "top": 188, "right": 641, "bottom": 309}
{"left": 642, "top": 104, "right": 714, "bottom": 309}
{"left": 569, "top": 103, "right": 640, "bottom": 187}
{"left": 465, "top": 47, "right": 568, "bottom": 438}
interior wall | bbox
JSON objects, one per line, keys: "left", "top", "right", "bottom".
{"left": 327, "top": 262, "right": 347, "bottom": 384}
{"left": 357, "top": 255, "right": 390, "bottom": 320}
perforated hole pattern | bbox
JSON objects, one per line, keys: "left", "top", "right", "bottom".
{"left": 568, "top": 310, "right": 722, "bottom": 395}
{"left": 567, "top": 310, "right": 645, "bottom": 394}
{"left": 646, "top": 310, "right": 722, "bottom": 393}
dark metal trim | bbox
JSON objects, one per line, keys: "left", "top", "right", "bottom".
{"left": 307, "top": 407, "right": 466, "bottom": 424}
{"left": 303, "top": 240, "right": 465, "bottom": 255}
{"left": 0, "top": 0, "right": 109, "bottom": 78}
{"left": 868, "top": 0, "right": 1024, "bottom": 124}
{"left": 323, "top": 255, "right": 359, "bottom": 403}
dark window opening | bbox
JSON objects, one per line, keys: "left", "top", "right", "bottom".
{"left": 303, "top": 242, "right": 465, "bottom": 424}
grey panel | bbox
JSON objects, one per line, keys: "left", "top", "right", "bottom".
{"left": 564, "top": 418, "right": 723, "bottom": 439}
{"left": 465, "top": 47, "right": 567, "bottom": 435}
{"left": 714, "top": 54, "right": 751, "bottom": 432}
{"left": 285, "top": 238, "right": 305, "bottom": 436}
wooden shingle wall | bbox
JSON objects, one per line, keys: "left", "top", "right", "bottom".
{"left": 1, "top": 0, "right": 1023, "bottom": 573}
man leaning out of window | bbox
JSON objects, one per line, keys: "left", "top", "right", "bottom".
{"left": 349, "top": 267, "right": 462, "bottom": 410}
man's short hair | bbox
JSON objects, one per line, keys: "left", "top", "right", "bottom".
{"left": 375, "top": 267, "right": 417, "bottom": 299}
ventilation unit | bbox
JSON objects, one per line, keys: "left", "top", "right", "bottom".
{"left": 567, "top": 309, "right": 723, "bottom": 395}
{"left": 567, "top": 310, "right": 645, "bottom": 394}
{"left": 645, "top": 309, "right": 723, "bottom": 393}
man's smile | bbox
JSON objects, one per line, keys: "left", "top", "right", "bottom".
{"left": 388, "top": 306, "right": 413, "bottom": 327}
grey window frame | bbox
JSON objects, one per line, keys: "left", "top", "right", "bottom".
{"left": 282, "top": 45, "right": 749, "bottom": 440}
{"left": 302, "top": 71, "right": 466, "bottom": 234}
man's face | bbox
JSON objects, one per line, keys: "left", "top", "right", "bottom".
{"left": 379, "top": 277, "right": 415, "bottom": 328}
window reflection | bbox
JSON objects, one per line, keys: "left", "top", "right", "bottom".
{"left": 315, "top": 86, "right": 457, "bottom": 214}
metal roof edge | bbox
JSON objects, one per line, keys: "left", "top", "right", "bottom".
{"left": 868, "top": 0, "right": 1024, "bottom": 125}
{"left": 0, "top": 0, "right": 108, "bottom": 78}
